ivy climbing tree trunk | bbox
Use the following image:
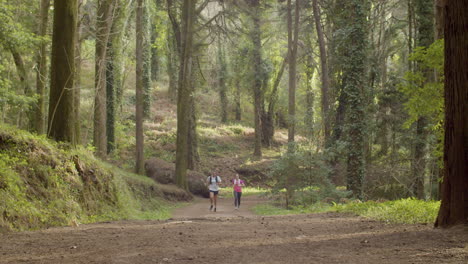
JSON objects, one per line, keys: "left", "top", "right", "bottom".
{"left": 34, "top": 0, "right": 50, "bottom": 134}
{"left": 343, "top": 0, "right": 368, "bottom": 199}
{"left": 435, "top": 0, "right": 468, "bottom": 228}
{"left": 48, "top": 0, "right": 77, "bottom": 144}
{"left": 135, "top": 0, "right": 145, "bottom": 174}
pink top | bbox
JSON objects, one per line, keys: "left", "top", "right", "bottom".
{"left": 233, "top": 179, "right": 244, "bottom": 192}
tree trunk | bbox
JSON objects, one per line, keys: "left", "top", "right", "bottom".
{"left": 114, "top": 0, "right": 134, "bottom": 112}
{"left": 305, "top": 57, "right": 315, "bottom": 139}
{"left": 75, "top": 0, "right": 84, "bottom": 144}
{"left": 343, "top": 0, "right": 368, "bottom": 200}
{"left": 235, "top": 79, "right": 241, "bottom": 121}
{"left": 151, "top": 23, "right": 159, "bottom": 82}
{"left": 249, "top": 0, "right": 263, "bottom": 157}
{"left": 312, "top": 0, "right": 331, "bottom": 145}
{"left": 48, "top": 0, "right": 77, "bottom": 144}
{"left": 218, "top": 37, "right": 228, "bottom": 123}
{"left": 263, "top": 55, "right": 287, "bottom": 147}
{"left": 143, "top": 2, "right": 152, "bottom": 119}
{"left": 175, "top": 0, "right": 196, "bottom": 189}
{"left": 287, "top": 0, "right": 299, "bottom": 148}
{"left": 435, "top": 0, "right": 468, "bottom": 228}
{"left": 435, "top": 0, "right": 445, "bottom": 40}
{"left": 187, "top": 86, "right": 200, "bottom": 171}
{"left": 135, "top": 0, "right": 145, "bottom": 174}
{"left": 412, "top": 0, "right": 435, "bottom": 199}
{"left": 8, "top": 46, "right": 32, "bottom": 130}
{"left": 167, "top": 29, "right": 178, "bottom": 101}
{"left": 94, "top": 0, "right": 114, "bottom": 157}
{"left": 34, "top": 0, "right": 51, "bottom": 134}
{"left": 106, "top": 40, "right": 115, "bottom": 153}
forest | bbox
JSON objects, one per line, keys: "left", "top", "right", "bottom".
{"left": 0, "top": 0, "right": 466, "bottom": 259}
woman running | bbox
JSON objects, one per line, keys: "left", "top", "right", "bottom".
{"left": 232, "top": 174, "right": 245, "bottom": 209}
{"left": 207, "top": 171, "right": 222, "bottom": 212}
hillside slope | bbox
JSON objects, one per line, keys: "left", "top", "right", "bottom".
{"left": 0, "top": 124, "right": 191, "bottom": 232}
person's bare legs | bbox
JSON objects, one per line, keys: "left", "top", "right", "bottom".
{"left": 209, "top": 192, "right": 214, "bottom": 210}
{"left": 213, "top": 193, "right": 218, "bottom": 212}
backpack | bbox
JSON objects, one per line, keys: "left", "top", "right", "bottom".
{"left": 208, "top": 176, "right": 219, "bottom": 184}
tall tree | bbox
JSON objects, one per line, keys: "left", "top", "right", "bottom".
{"left": 34, "top": 0, "right": 51, "bottom": 134}
{"left": 312, "top": 0, "right": 330, "bottom": 144}
{"left": 217, "top": 37, "right": 228, "bottom": 123}
{"left": 435, "top": 0, "right": 468, "bottom": 227}
{"left": 343, "top": 0, "right": 368, "bottom": 199}
{"left": 174, "top": 0, "right": 196, "bottom": 189}
{"left": 94, "top": 0, "right": 114, "bottom": 157}
{"left": 74, "top": 0, "right": 85, "bottom": 144}
{"left": 248, "top": 0, "right": 263, "bottom": 157}
{"left": 135, "top": 0, "right": 145, "bottom": 174}
{"left": 48, "top": 0, "right": 77, "bottom": 144}
{"left": 287, "top": 0, "right": 299, "bottom": 147}
{"left": 142, "top": 1, "right": 152, "bottom": 118}
{"left": 412, "top": 0, "right": 434, "bottom": 199}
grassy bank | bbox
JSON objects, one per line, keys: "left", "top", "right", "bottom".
{"left": 0, "top": 124, "right": 191, "bottom": 232}
{"left": 253, "top": 198, "right": 440, "bottom": 224}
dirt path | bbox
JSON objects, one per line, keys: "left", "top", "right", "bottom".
{"left": 1, "top": 196, "right": 467, "bottom": 264}
{"left": 171, "top": 194, "right": 261, "bottom": 219}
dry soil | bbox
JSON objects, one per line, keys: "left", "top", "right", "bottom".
{"left": 1, "top": 195, "right": 467, "bottom": 264}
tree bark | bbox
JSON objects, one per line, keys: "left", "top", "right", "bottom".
{"left": 312, "top": 0, "right": 331, "bottom": 145}
{"left": 75, "top": 0, "right": 84, "bottom": 144}
{"left": 94, "top": 0, "right": 114, "bottom": 157}
{"left": 48, "top": 0, "right": 77, "bottom": 144}
{"left": 235, "top": 79, "right": 241, "bottom": 121}
{"left": 135, "top": 0, "right": 145, "bottom": 174}
{"left": 249, "top": 0, "right": 263, "bottom": 157}
{"left": 217, "top": 37, "right": 228, "bottom": 123}
{"left": 143, "top": 2, "right": 152, "bottom": 119}
{"left": 287, "top": 0, "right": 299, "bottom": 148}
{"left": 435, "top": 0, "right": 468, "bottom": 227}
{"left": 8, "top": 46, "right": 32, "bottom": 129}
{"left": 34, "top": 0, "right": 51, "bottom": 134}
{"left": 343, "top": 0, "right": 368, "bottom": 199}
{"left": 262, "top": 55, "right": 287, "bottom": 147}
{"left": 412, "top": 0, "right": 435, "bottom": 199}
{"left": 175, "top": 0, "right": 196, "bottom": 189}
{"left": 106, "top": 40, "right": 115, "bottom": 153}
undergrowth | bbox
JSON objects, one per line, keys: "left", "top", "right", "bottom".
{"left": 0, "top": 124, "right": 190, "bottom": 232}
{"left": 218, "top": 186, "right": 268, "bottom": 198}
{"left": 254, "top": 198, "right": 440, "bottom": 224}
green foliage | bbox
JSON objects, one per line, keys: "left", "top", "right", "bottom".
{"left": 253, "top": 198, "right": 439, "bottom": 225}
{"left": 399, "top": 39, "right": 444, "bottom": 128}
{"left": 333, "top": 198, "right": 440, "bottom": 224}
{"left": 219, "top": 186, "right": 267, "bottom": 198}
{"left": 0, "top": 124, "right": 182, "bottom": 231}
{"left": 268, "top": 144, "right": 348, "bottom": 206}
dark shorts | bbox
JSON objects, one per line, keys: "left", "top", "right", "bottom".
{"left": 209, "top": 190, "right": 219, "bottom": 195}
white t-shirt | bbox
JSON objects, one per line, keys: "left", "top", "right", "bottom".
{"left": 207, "top": 176, "right": 221, "bottom": 191}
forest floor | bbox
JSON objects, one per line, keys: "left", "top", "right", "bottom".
{"left": 1, "top": 195, "right": 467, "bottom": 264}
